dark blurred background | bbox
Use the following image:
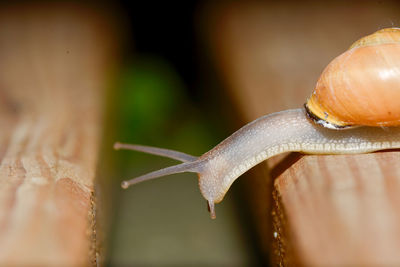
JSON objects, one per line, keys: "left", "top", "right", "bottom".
{"left": 119, "top": 1, "right": 199, "bottom": 98}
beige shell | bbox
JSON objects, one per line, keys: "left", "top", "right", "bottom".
{"left": 305, "top": 28, "right": 400, "bottom": 129}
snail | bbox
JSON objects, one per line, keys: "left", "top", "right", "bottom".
{"left": 115, "top": 28, "right": 400, "bottom": 219}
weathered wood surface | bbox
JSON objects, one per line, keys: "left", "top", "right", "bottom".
{"left": 0, "top": 4, "right": 114, "bottom": 266}
{"left": 204, "top": 1, "right": 400, "bottom": 266}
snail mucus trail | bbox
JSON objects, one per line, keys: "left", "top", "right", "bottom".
{"left": 115, "top": 28, "right": 400, "bottom": 219}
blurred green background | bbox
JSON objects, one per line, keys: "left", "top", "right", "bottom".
{"left": 92, "top": 2, "right": 266, "bottom": 265}
{"left": 99, "top": 54, "right": 261, "bottom": 266}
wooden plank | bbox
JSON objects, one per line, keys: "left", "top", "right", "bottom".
{"left": 203, "top": 1, "right": 400, "bottom": 265}
{"left": 0, "top": 3, "right": 115, "bottom": 266}
{"left": 275, "top": 152, "right": 400, "bottom": 266}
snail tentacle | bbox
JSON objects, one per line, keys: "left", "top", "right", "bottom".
{"left": 114, "top": 142, "right": 198, "bottom": 162}
{"left": 120, "top": 160, "right": 205, "bottom": 188}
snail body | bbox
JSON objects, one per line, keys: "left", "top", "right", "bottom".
{"left": 116, "top": 28, "right": 400, "bottom": 219}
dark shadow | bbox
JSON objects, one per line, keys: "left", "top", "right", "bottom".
{"left": 269, "top": 152, "right": 303, "bottom": 180}
{"left": 374, "top": 148, "right": 400, "bottom": 153}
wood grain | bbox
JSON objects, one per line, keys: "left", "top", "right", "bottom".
{"left": 204, "top": 1, "right": 400, "bottom": 265}
{"left": 275, "top": 151, "right": 400, "bottom": 266}
{"left": 0, "top": 3, "right": 114, "bottom": 266}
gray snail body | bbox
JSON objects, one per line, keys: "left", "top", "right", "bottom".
{"left": 116, "top": 28, "right": 400, "bottom": 218}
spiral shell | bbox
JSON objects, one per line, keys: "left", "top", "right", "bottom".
{"left": 305, "top": 28, "right": 400, "bottom": 129}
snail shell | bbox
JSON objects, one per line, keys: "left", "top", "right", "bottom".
{"left": 305, "top": 28, "right": 400, "bottom": 129}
